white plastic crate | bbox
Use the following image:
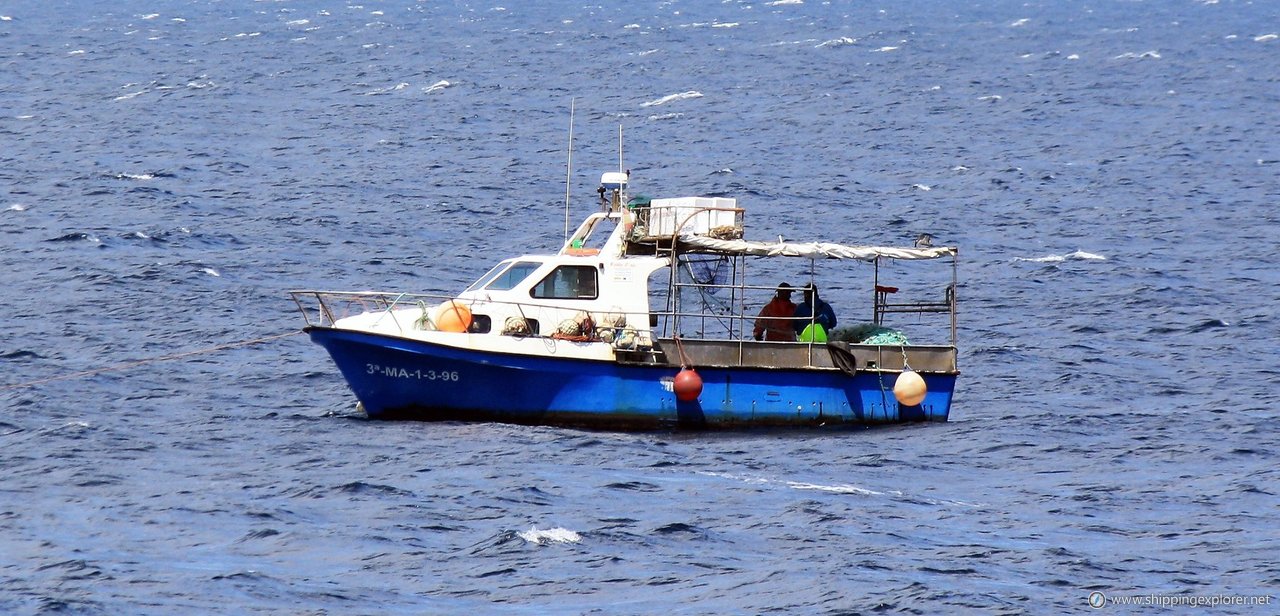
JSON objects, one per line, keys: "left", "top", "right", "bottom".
{"left": 646, "top": 197, "right": 739, "bottom": 238}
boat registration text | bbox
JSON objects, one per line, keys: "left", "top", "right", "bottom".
{"left": 366, "top": 364, "right": 461, "bottom": 382}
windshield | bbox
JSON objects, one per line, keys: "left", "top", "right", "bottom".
{"left": 486, "top": 261, "right": 542, "bottom": 290}
{"left": 465, "top": 261, "right": 514, "bottom": 292}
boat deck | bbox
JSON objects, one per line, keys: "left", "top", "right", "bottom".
{"left": 616, "top": 338, "right": 957, "bottom": 374}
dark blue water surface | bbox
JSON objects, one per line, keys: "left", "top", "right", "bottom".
{"left": 2, "top": 1, "right": 1278, "bottom": 614}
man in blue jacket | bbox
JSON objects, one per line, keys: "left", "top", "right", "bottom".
{"left": 793, "top": 283, "right": 837, "bottom": 341}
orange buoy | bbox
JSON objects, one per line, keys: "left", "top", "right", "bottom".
{"left": 673, "top": 368, "right": 703, "bottom": 401}
{"left": 434, "top": 300, "right": 472, "bottom": 333}
{"left": 893, "top": 370, "right": 927, "bottom": 406}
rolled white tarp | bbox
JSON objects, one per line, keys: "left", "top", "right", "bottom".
{"left": 678, "top": 235, "right": 957, "bottom": 261}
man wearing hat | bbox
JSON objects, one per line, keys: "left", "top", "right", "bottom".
{"left": 752, "top": 282, "right": 798, "bottom": 341}
{"left": 792, "top": 283, "right": 837, "bottom": 342}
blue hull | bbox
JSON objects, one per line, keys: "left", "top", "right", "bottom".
{"left": 307, "top": 327, "right": 954, "bottom": 430}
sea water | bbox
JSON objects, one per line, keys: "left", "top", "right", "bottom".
{"left": 1, "top": 1, "right": 1277, "bottom": 613}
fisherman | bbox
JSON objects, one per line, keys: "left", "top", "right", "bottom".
{"left": 793, "top": 283, "right": 837, "bottom": 342}
{"left": 752, "top": 282, "right": 797, "bottom": 341}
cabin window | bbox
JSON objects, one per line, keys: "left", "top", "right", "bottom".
{"left": 485, "top": 261, "right": 541, "bottom": 291}
{"left": 466, "top": 261, "right": 512, "bottom": 292}
{"left": 531, "top": 265, "right": 598, "bottom": 300}
{"left": 465, "top": 260, "right": 542, "bottom": 293}
{"left": 467, "top": 314, "right": 492, "bottom": 334}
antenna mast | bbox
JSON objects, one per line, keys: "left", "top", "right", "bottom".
{"left": 564, "top": 98, "right": 575, "bottom": 245}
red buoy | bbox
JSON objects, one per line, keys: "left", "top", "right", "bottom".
{"left": 674, "top": 368, "right": 703, "bottom": 401}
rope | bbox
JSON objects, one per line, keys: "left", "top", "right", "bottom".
{"left": 672, "top": 335, "right": 694, "bottom": 369}
{"left": 0, "top": 331, "right": 303, "bottom": 392}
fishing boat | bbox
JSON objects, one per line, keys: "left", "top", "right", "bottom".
{"left": 291, "top": 170, "right": 959, "bottom": 430}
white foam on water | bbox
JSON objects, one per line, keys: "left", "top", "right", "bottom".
{"left": 641, "top": 90, "right": 703, "bottom": 107}
{"left": 423, "top": 80, "right": 450, "bottom": 93}
{"left": 1254, "top": 34, "right": 1277, "bottom": 42}
{"left": 141, "top": 13, "right": 160, "bottom": 20}
{"left": 116, "top": 173, "right": 154, "bottom": 180}
{"left": 978, "top": 95, "right": 1002, "bottom": 101}
{"left": 700, "top": 470, "right": 983, "bottom": 508}
{"left": 766, "top": 0, "right": 804, "bottom": 5}
{"left": 786, "top": 481, "right": 884, "bottom": 496}
{"left": 518, "top": 526, "right": 581, "bottom": 544}
{"left": 912, "top": 183, "right": 932, "bottom": 191}
{"left": 287, "top": 19, "right": 309, "bottom": 26}
{"left": 713, "top": 22, "right": 739, "bottom": 29}
{"left": 1114, "top": 50, "right": 1161, "bottom": 59}
{"left": 1010, "top": 18, "right": 1030, "bottom": 27}
{"left": 872, "top": 45, "right": 898, "bottom": 52}
{"left": 365, "top": 82, "right": 409, "bottom": 95}
{"left": 203, "top": 267, "right": 221, "bottom": 277}
{"left": 648, "top": 112, "right": 684, "bottom": 121}
{"left": 1016, "top": 250, "right": 1106, "bottom": 263}
{"left": 816, "top": 36, "right": 857, "bottom": 48}
{"left": 68, "top": 49, "right": 87, "bottom": 56}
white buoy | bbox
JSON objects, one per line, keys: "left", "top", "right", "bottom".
{"left": 893, "top": 370, "right": 927, "bottom": 406}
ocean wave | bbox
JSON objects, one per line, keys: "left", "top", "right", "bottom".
{"left": 1114, "top": 50, "right": 1161, "bottom": 60}
{"left": 364, "top": 82, "right": 409, "bottom": 96}
{"left": 1016, "top": 250, "right": 1106, "bottom": 263}
{"left": 641, "top": 90, "right": 703, "bottom": 107}
{"left": 517, "top": 526, "right": 581, "bottom": 544}
{"left": 816, "top": 36, "right": 857, "bottom": 48}
{"left": 701, "top": 471, "right": 982, "bottom": 507}
{"left": 47, "top": 232, "right": 101, "bottom": 244}
{"left": 423, "top": 79, "right": 450, "bottom": 93}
